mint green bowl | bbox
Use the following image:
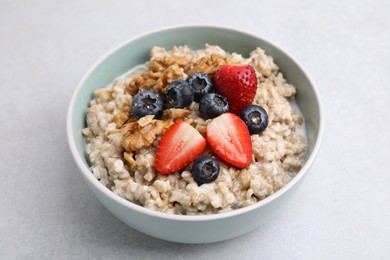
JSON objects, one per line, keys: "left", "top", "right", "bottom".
{"left": 67, "top": 25, "right": 323, "bottom": 243}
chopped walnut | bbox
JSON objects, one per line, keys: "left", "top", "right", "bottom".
{"left": 137, "top": 115, "right": 155, "bottom": 127}
{"left": 185, "top": 54, "right": 228, "bottom": 75}
{"left": 126, "top": 64, "right": 185, "bottom": 95}
{"left": 163, "top": 118, "right": 175, "bottom": 129}
{"left": 149, "top": 56, "right": 189, "bottom": 72}
{"left": 126, "top": 71, "right": 160, "bottom": 96}
{"left": 163, "top": 108, "right": 192, "bottom": 119}
{"left": 121, "top": 116, "right": 164, "bottom": 152}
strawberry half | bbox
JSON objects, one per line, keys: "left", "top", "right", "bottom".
{"left": 214, "top": 65, "right": 258, "bottom": 115}
{"left": 206, "top": 113, "right": 252, "bottom": 168}
{"left": 155, "top": 121, "right": 207, "bottom": 174}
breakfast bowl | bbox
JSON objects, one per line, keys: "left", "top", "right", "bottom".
{"left": 67, "top": 25, "right": 323, "bottom": 243}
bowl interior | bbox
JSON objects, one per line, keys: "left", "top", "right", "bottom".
{"left": 70, "top": 25, "right": 321, "bottom": 197}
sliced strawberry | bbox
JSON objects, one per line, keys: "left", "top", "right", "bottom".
{"left": 206, "top": 113, "right": 252, "bottom": 168}
{"left": 155, "top": 121, "right": 206, "bottom": 174}
{"left": 214, "top": 65, "right": 258, "bottom": 115}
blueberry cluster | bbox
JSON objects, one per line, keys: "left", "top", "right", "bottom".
{"left": 131, "top": 73, "right": 229, "bottom": 120}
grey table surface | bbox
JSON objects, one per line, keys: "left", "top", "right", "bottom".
{"left": 1, "top": 0, "right": 390, "bottom": 259}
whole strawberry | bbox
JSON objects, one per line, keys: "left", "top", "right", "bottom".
{"left": 214, "top": 65, "right": 258, "bottom": 115}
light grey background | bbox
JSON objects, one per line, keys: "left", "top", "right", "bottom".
{"left": 1, "top": 0, "right": 389, "bottom": 259}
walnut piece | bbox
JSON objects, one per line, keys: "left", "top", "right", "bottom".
{"left": 185, "top": 54, "right": 228, "bottom": 76}
{"left": 121, "top": 116, "right": 164, "bottom": 152}
{"left": 163, "top": 108, "right": 192, "bottom": 119}
{"left": 137, "top": 115, "right": 155, "bottom": 127}
{"left": 126, "top": 64, "right": 185, "bottom": 95}
{"left": 163, "top": 118, "right": 175, "bottom": 129}
{"left": 149, "top": 56, "right": 189, "bottom": 72}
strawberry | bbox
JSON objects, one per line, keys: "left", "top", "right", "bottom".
{"left": 155, "top": 121, "right": 207, "bottom": 174}
{"left": 206, "top": 113, "right": 252, "bottom": 168}
{"left": 214, "top": 65, "right": 258, "bottom": 115}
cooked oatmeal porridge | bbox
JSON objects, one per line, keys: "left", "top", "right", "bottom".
{"left": 82, "top": 44, "right": 306, "bottom": 215}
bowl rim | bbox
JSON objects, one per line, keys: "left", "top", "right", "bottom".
{"left": 67, "top": 24, "right": 324, "bottom": 222}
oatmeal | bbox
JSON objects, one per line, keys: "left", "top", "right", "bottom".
{"left": 83, "top": 44, "right": 306, "bottom": 215}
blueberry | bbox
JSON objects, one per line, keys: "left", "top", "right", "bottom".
{"left": 199, "top": 93, "right": 229, "bottom": 119}
{"left": 132, "top": 90, "right": 164, "bottom": 119}
{"left": 166, "top": 80, "right": 194, "bottom": 108}
{"left": 187, "top": 73, "right": 213, "bottom": 102}
{"left": 192, "top": 156, "right": 220, "bottom": 184}
{"left": 239, "top": 105, "right": 268, "bottom": 135}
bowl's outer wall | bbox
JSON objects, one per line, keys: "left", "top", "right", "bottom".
{"left": 84, "top": 167, "right": 309, "bottom": 243}
{"left": 71, "top": 26, "right": 321, "bottom": 243}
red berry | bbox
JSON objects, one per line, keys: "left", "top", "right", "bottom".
{"left": 214, "top": 65, "right": 258, "bottom": 115}
{"left": 206, "top": 113, "right": 252, "bottom": 168}
{"left": 155, "top": 121, "right": 207, "bottom": 174}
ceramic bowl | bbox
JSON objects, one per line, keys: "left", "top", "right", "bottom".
{"left": 67, "top": 25, "right": 323, "bottom": 243}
